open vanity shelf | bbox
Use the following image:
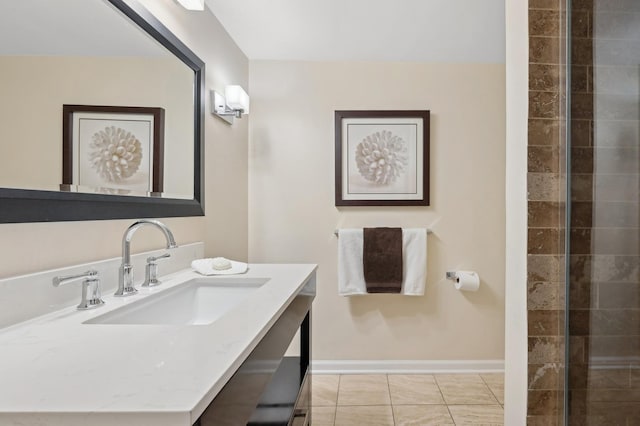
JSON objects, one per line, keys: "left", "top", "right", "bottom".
{"left": 248, "top": 311, "right": 310, "bottom": 426}
{"left": 194, "top": 288, "right": 313, "bottom": 426}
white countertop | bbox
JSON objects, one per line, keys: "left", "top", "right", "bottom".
{"left": 0, "top": 263, "right": 317, "bottom": 426}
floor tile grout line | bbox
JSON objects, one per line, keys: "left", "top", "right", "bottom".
{"left": 433, "top": 374, "right": 448, "bottom": 405}
{"left": 487, "top": 386, "right": 502, "bottom": 404}
{"left": 445, "top": 403, "right": 457, "bottom": 425}
{"left": 385, "top": 374, "right": 396, "bottom": 425}
{"left": 434, "top": 374, "right": 457, "bottom": 424}
{"left": 479, "top": 374, "right": 503, "bottom": 405}
{"left": 333, "top": 374, "right": 341, "bottom": 426}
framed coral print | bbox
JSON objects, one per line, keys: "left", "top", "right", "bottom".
{"left": 335, "top": 110, "right": 430, "bottom": 206}
{"left": 62, "top": 105, "right": 165, "bottom": 195}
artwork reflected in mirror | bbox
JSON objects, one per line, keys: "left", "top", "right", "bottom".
{"left": 62, "top": 105, "right": 165, "bottom": 196}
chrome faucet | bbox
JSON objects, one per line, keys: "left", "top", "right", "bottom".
{"left": 115, "top": 219, "right": 178, "bottom": 297}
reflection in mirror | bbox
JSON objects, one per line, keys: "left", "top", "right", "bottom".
{"left": 0, "top": 0, "right": 195, "bottom": 200}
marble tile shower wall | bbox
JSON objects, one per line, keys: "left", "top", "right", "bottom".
{"left": 528, "top": 0, "right": 567, "bottom": 424}
{"left": 568, "top": 0, "right": 640, "bottom": 424}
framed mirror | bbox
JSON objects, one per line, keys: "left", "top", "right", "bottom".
{"left": 0, "top": 0, "right": 205, "bottom": 222}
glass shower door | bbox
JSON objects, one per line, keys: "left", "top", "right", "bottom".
{"left": 568, "top": 0, "right": 640, "bottom": 424}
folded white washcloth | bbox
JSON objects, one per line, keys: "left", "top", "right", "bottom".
{"left": 191, "top": 258, "right": 248, "bottom": 276}
{"left": 337, "top": 228, "right": 427, "bottom": 296}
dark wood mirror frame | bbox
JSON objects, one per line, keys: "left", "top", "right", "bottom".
{"left": 0, "top": 0, "right": 205, "bottom": 223}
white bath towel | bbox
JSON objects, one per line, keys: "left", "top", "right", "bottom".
{"left": 402, "top": 228, "right": 428, "bottom": 295}
{"left": 338, "top": 229, "right": 367, "bottom": 296}
{"left": 338, "top": 228, "right": 427, "bottom": 296}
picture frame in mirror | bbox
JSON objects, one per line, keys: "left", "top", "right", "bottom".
{"left": 62, "top": 105, "right": 165, "bottom": 195}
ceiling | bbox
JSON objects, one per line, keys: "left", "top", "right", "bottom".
{"left": 204, "top": 0, "right": 505, "bottom": 63}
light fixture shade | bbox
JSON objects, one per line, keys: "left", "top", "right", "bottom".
{"left": 176, "top": 0, "right": 204, "bottom": 11}
{"left": 224, "top": 85, "right": 250, "bottom": 115}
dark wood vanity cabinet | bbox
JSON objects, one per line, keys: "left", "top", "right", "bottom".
{"left": 247, "top": 316, "right": 311, "bottom": 426}
{"left": 194, "top": 279, "right": 314, "bottom": 426}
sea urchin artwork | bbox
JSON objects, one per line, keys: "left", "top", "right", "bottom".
{"left": 355, "top": 130, "right": 408, "bottom": 185}
{"left": 334, "top": 110, "right": 429, "bottom": 206}
{"left": 89, "top": 126, "right": 143, "bottom": 183}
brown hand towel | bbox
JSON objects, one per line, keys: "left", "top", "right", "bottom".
{"left": 363, "top": 227, "right": 403, "bottom": 293}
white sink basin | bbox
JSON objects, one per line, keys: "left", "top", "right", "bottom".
{"left": 85, "top": 278, "right": 268, "bottom": 326}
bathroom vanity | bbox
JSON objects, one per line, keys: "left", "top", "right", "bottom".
{"left": 0, "top": 262, "right": 316, "bottom": 426}
{"left": 0, "top": 0, "right": 317, "bottom": 422}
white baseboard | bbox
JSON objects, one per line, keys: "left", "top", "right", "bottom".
{"left": 311, "top": 360, "right": 504, "bottom": 374}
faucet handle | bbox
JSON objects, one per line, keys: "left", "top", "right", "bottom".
{"left": 142, "top": 253, "right": 171, "bottom": 288}
{"left": 53, "top": 269, "right": 98, "bottom": 287}
{"left": 53, "top": 270, "right": 105, "bottom": 310}
{"left": 147, "top": 253, "right": 171, "bottom": 263}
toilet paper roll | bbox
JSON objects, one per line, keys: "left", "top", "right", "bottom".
{"left": 454, "top": 271, "right": 480, "bottom": 292}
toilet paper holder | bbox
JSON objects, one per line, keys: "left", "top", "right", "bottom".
{"left": 445, "top": 271, "right": 459, "bottom": 281}
{"left": 445, "top": 270, "right": 480, "bottom": 292}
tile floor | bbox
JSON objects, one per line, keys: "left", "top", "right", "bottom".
{"left": 311, "top": 373, "right": 504, "bottom": 425}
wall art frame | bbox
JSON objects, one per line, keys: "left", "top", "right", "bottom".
{"left": 63, "top": 105, "right": 165, "bottom": 195}
{"left": 335, "top": 110, "right": 430, "bottom": 206}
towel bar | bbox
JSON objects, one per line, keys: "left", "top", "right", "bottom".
{"left": 334, "top": 229, "right": 432, "bottom": 236}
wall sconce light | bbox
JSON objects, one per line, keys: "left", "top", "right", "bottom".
{"left": 211, "top": 85, "right": 250, "bottom": 124}
{"left": 175, "top": 0, "right": 204, "bottom": 11}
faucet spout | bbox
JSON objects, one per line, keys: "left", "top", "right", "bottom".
{"left": 116, "top": 219, "right": 178, "bottom": 297}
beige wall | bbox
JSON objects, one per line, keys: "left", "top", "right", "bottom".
{"left": 0, "top": 0, "right": 248, "bottom": 279}
{"left": 249, "top": 61, "right": 506, "bottom": 360}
